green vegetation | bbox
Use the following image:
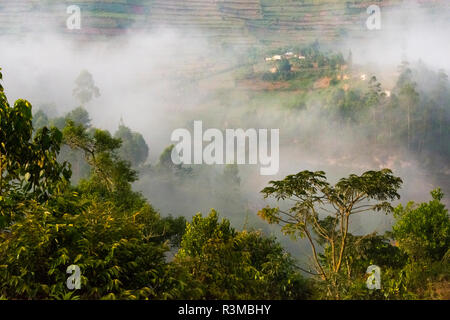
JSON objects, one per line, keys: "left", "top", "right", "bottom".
{"left": 392, "top": 189, "right": 449, "bottom": 262}
{"left": 261, "top": 43, "right": 345, "bottom": 83}
{"left": 0, "top": 69, "right": 309, "bottom": 299}
{"left": 259, "top": 169, "right": 403, "bottom": 283}
{"left": 259, "top": 170, "right": 448, "bottom": 299}
{"left": 114, "top": 124, "right": 149, "bottom": 168}
{"left": 174, "top": 210, "right": 309, "bottom": 299}
{"left": 0, "top": 50, "right": 449, "bottom": 300}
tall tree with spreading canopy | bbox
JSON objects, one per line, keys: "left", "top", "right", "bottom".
{"left": 258, "top": 169, "right": 402, "bottom": 295}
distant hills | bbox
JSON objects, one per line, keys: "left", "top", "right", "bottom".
{"left": 0, "top": 0, "right": 449, "bottom": 47}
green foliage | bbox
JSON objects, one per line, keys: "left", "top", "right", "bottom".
{"left": 66, "top": 107, "right": 91, "bottom": 127}
{"left": 175, "top": 210, "right": 310, "bottom": 299}
{"left": 392, "top": 188, "right": 450, "bottom": 262}
{"left": 1, "top": 70, "right": 71, "bottom": 227}
{"left": 154, "top": 144, "right": 192, "bottom": 177}
{"left": 276, "top": 58, "right": 291, "bottom": 73}
{"left": 63, "top": 120, "right": 137, "bottom": 195}
{"left": 0, "top": 70, "right": 185, "bottom": 300}
{"left": 312, "top": 188, "right": 450, "bottom": 300}
{"left": 259, "top": 169, "right": 403, "bottom": 297}
{"left": 114, "top": 124, "right": 149, "bottom": 167}
{"left": 311, "top": 233, "right": 408, "bottom": 299}
{"left": 0, "top": 199, "right": 178, "bottom": 300}
{"left": 32, "top": 110, "right": 50, "bottom": 129}
{"left": 342, "top": 234, "right": 407, "bottom": 275}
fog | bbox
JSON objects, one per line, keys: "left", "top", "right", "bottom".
{"left": 0, "top": 1, "right": 449, "bottom": 261}
{"left": 341, "top": 1, "right": 450, "bottom": 71}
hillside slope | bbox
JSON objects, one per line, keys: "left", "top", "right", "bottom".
{"left": 0, "top": 0, "right": 449, "bottom": 46}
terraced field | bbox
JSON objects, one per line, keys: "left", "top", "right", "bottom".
{"left": 0, "top": 0, "right": 449, "bottom": 46}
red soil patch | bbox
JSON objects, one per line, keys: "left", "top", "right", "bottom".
{"left": 313, "top": 77, "right": 331, "bottom": 89}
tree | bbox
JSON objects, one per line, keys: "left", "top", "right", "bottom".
{"left": 395, "top": 61, "right": 420, "bottom": 150}
{"left": 73, "top": 70, "right": 100, "bottom": 106}
{"left": 59, "top": 107, "right": 93, "bottom": 182}
{"left": 174, "top": 210, "right": 309, "bottom": 299}
{"left": 114, "top": 124, "right": 149, "bottom": 167}
{"left": 156, "top": 144, "right": 192, "bottom": 177}
{"left": 433, "top": 70, "right": 450, "bottom": 151}
{"left": 0, "top": 69, "right": 71, "bottom": 227}
{"left": 258, "top": 169, "right": 402, "bottom": 295}
{"left": 66, "top": 106, "right": 91, "bottom": 127}
{"left": 0, "top": 68, "right": 185, "bottom": 299}
{"left": 63, "top": 120, "right": 136, "bottom": 193}
{"left": 276, "top": 58, "right": 291, "bottom": 73}
{"left": 392, "top": 188, "right": 449, "bottom": 262}
{"left": 347, "top": 49, "right": 353, "bottom": 70}
{"left": 0, "top": 199, "right": 180, "bottom": 300}
{"left": 364, "top": 76, "right": 385, "bottom": 137}
{"left": 32, "top": 110, "right": 49, "bottom": 130}
{"left": 213, "top": 164, "right": 253, "bottom": 229}
{"left": 399, "top": 82, "right": 419, "bottom": 150}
